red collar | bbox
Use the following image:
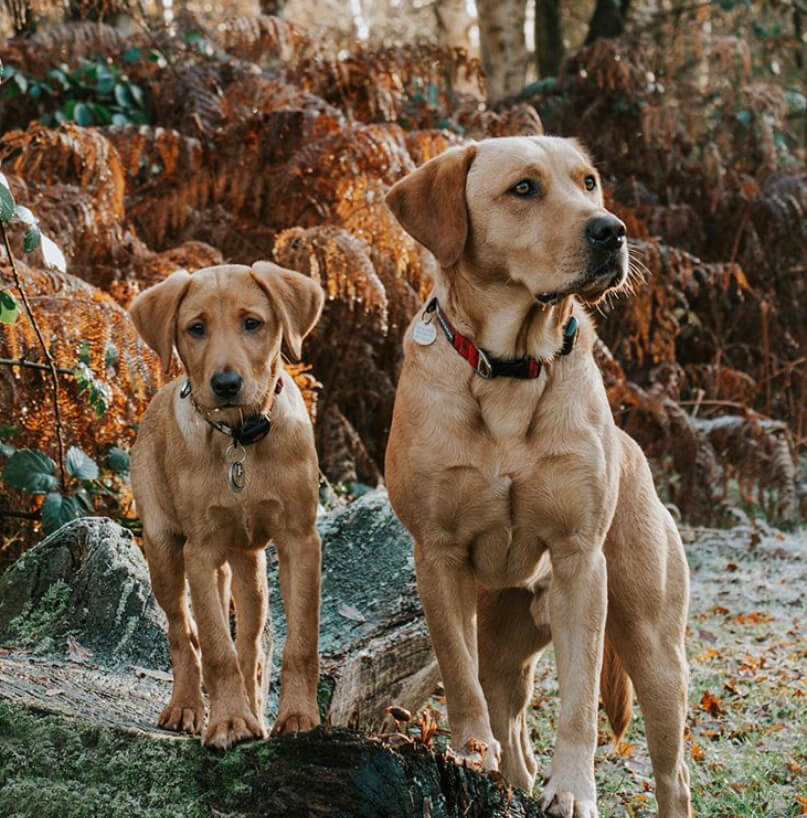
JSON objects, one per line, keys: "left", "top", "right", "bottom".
{"left": 423, "top": 298, "right": 578, "bottom": 379}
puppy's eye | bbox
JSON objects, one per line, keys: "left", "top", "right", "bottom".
{"left": 584, "top": 175, "right": 597, "bottom": 191}
{"left": 187, "top": 322, "right": 206, "bottom": 337}
{"left": 510, "top": 179, "right": 539, "bottom": 198}
{"left": 243, "top": 317, "right": 263, "bottom": 332}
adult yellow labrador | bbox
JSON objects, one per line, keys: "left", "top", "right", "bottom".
{"left": 129, "top": 262, "right": 323, "bottom": 750}
{"left": 385, "top": 137, "right": 691, "bottom": 818}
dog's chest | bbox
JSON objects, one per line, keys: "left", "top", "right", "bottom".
{"left": 421, "top": 419, "right": 609, "bottom": 589}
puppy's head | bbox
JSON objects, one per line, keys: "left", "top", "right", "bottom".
{"left": 130, "top": 262, "right": 323, "bottom": 414}
{"left": 385, "top": 136, "right": 628, "bottom": 303}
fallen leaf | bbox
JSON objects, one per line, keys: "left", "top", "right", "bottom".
{"left": 338, "top": 603, "right": 367, "bottom": 622}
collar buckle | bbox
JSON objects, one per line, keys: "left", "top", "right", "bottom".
{"left": 475, "top": 348, "right": 493, "bottom": 379}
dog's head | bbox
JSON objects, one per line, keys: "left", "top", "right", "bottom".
{"left": 385, "top": 136, "right": 627, "bottom": 303}
{"left": 130, "top": 262, "right": 323, "bottom": 414}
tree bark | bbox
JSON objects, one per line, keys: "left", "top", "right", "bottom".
{"left": 585, "top": 0, "right": 628, "bottom": 45}
{"left": 477, "top": 0, "right": 528, "bottom": 101}
{"left": 535, "top": 0, "right": 565, "bottom": 78}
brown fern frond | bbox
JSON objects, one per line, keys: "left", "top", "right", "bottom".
{"left": 273, "top": 225, "right": 387, "bottom": 328}
{"left": 211, "top": 14, "right": 311, "bottom": 64}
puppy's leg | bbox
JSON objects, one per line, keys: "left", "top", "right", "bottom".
{"left": 540, "top": 541, "right": 606, "bottom": 818}
{"left": 416, "top": 543, "right": 500, "bottom": 770}
{"left": 478, "top": 586, "right": 551, "bottom": 791}
{"left": 218, "top": 561, "right": 232, "bottom": 634}
{"left": 605, "top": 518, "right": 691, "bottom": 818}
{"left": 143, "top": 532, "right": 204, "bottom": 734}
{"left": 230, "top": 548, "right": 270, "bottom": 733}
{"left": 184, "top": 541, "right": 265, "bottom": 749}
{"left": 272, "top": 527, "right": 321, "bottom": 734}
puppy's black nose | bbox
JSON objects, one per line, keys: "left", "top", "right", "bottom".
{"left": 210, "top": 369, "right": 243, "bottom": 398}
{"left": 585, "top": 215, "right": 626, "bottom": 251}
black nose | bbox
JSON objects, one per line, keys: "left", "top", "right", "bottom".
{"left": 210, "top": 369, "right": 243, "bottom": 398}
{"left": 585, "top": 215, "right": 626, "bottom": 251}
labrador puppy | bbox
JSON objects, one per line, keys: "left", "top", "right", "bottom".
{"left": 385, "top": 137, "right": 691, "bottom": 818}
{"left": 129, "top": 261, "right": 324, "bottom": 749}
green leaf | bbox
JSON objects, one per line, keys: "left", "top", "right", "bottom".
{"left": 47, "top": 68, "right": 70, "bottom": 90}
{"left": 114, "top": 83, "right": 133, "bottom": 109}
{"left": 66, "top": 445, "right": 99, "bottom": 480}
{"left": 106, "top": 447, "right": 130, "bottom": 474}
{"left": 0, "top": 442, "right": 16, "bottom": 457}
{"left": 0, "top": 182, "right": 15, "bottom": 222}
{"left": 74, "top": 102, "right": 93, "bottom": 126}
{"left": 129, "top": 83, "right": 144, "bottom": 108}
{"left": 13, "top": 73, "right": 28, "bottom": 94}
{"left": 41, "top": 491, "right": 83, "bottom": 535}
{"left": 13, "top": 204, "right": 36, "bottom": 226}
{"left": 23, "top": 226, "right": 41, "bottom": 253}
{"left": 90, "top": 103, "right": 113, "bottom": 125}
{"left": 104, "top": 341, "right": 118, "bottom": 369}
{"left": 95, "top": 64, "right": 115, "bottom": 95}
{"left": 41, "top": 233, "right": 66, "bottom": 272}
{"left": 111, "top": 113, "right": 131, "bottom": 126}
{"left": 0, "top": 290, "right": 18, "bottom": 324}
{"left": 2, "top": 449, "right": 59, "bottom": 494}
{"left": 122, "top": 46, "right": 143, "bottom": 63}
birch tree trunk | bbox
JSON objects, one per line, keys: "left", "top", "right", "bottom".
{"left": 477, "top": 0, "right": 528, "bottom": 101}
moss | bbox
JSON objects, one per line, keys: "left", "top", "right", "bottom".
{"left": 8, "top": 579, "right": 72, "bottom": 645}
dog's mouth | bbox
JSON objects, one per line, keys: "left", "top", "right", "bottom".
{"left": 535, "top": 255, "right": 627, "bottom": 305}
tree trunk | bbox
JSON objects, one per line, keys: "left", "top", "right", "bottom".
{"left": 434, "top": 0, "right": 473, "bottom": 51}
{"left": 260, "top": 0, "right": 285, "bottom": 14}
{"left": 584, "top": 0, "right": 627, "bottom": 45}
{"left": 535, "top": 0, "right": 565, "bottom": 78}
{"left": 477, "top": 0, "right": 528, "bottom": 102}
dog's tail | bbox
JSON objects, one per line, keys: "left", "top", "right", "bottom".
{"left": 600, "top": 633, "right": 633, "bottom": 745}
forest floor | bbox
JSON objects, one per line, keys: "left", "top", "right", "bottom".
{"left": 516, "top": 522, "right": 807, "bottom": 818}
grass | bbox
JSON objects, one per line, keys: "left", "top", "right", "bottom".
{"left": 523, "top": 525, "right": 807, "bottom": 817}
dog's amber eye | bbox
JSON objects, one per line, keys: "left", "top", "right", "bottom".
{"left": 584, "top": 175, "right": 597, "bottom": 191}
{"left": 510, "top": 179, "right": 538, "bottom": 198}
{"left": 243, "top": 317, "right": 263, "bottom": 332}
{"left": 187, "top": 322, "right": 205, "bottom": 337}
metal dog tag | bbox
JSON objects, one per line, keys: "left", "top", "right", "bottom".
{"left": 226, "top": 443, "right": 247, "bottom": 494}
{"left": 413, "top": 318, "right": 437, "bottom": 346}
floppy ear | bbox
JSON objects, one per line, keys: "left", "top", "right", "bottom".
{"left": 129, "top": 269, "right": 192, "bottom": 374}
{"left": 250, "top": 261, "right": 324, "bottom": 361}
{"left": 385, "top": 144, "right": 477, "bottom": 269}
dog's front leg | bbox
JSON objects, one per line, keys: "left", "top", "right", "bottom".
{"left": 229, "top": 548, "right": 270, "bottom": 734}
{"left": 272, "top": 527, "right": 321, "bottom": 734}
{"left": 540, "top": 544, "right": 607, "bottom": 818}
{"left": 184, "top": 542, "right": 265, "bottom": 749}
{"left": 415, "top": 542, "right": 501, "bottom": 771}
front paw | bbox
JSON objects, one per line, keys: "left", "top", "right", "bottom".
{"left": 158, "top": 698, "right": 205, "bottom": 735}
{"left": 203, "top": 709, "right": 266, "bottom": 750}
{"left": 450, "top": 736, "right": 502, "bottom": 773}
{"left": 539, "top": 775, "right": 598, "bottom": 818}
{"left": 272, "top": 706, "right": 320, "bottom": 735}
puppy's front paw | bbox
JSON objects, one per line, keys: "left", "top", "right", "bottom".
{"left": 539, "top": 776, "right": 598, "bottom": 818}
{"left": 203, "top": 711, "right": 266, "bottom": 750}
{"left": 450, "top": 736, "right": 502, "bottom": 773}
{"left": 271, "top": 708, "right": 319, "bottom": 735}
{"left": 158, "top": 699, "right": 205, "bottom": 735}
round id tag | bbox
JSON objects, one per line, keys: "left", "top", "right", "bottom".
{"left": 413, "top": 318, "right": 437, "bottom": 346}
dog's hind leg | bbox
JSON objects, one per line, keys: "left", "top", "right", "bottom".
{"left": 143, "top": 532, "right": 205, "bottom": 735}
{"left": 478, "top": 585, "right": 551, "bottom": 792}
{"left": 230, "top": 548, "right": 270, "bottom": 733}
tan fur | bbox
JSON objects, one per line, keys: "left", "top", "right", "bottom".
{"left": 385, "top": 136, "right": 691, "bottom": 818}
{"left": 129, "top": 261, "right": 324, "bottom": 750}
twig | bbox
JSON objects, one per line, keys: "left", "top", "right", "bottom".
{"left": 0, "top": 508, "right": 39, "bottom": 520}
{"left": 0, "top": 357, "right": 74, "bottom": 375}
{"left": 0, "top": 224, "right": 68, "bottom": 488}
